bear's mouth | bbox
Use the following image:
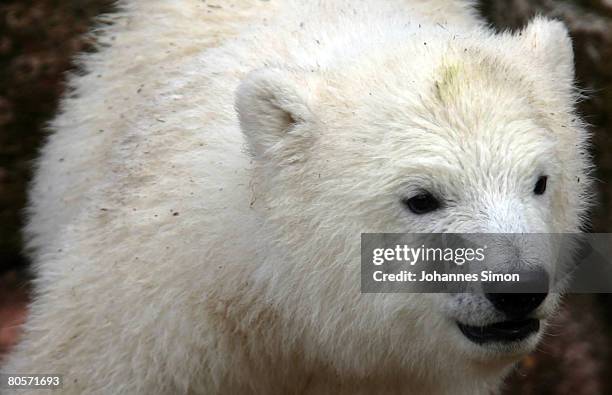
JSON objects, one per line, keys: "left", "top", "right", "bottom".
{"left": 457, "top": 318, "right": 540, "bottom": 344}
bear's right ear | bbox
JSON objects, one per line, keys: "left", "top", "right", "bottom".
{"left": 235, "top": 68, "right": 317, "bottom": 160}
{"left": 519, "top": 17, "right": 575, "bottom": 83}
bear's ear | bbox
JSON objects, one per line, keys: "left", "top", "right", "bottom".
{"left": 519, "top": 17, "right": 575, "bottom": 82}
{"left": 235, "top": 68, "right": 317, "bottom": 159}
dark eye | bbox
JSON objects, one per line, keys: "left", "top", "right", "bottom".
{"left": 403, "top": 192, "right": 441, "bottom": 215}
{"left": 534, "top": 176, "right": 548, "bottom": 195}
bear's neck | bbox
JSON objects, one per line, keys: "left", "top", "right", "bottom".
{"left": 206, "top": 285, "right": 510, "bottom": 394}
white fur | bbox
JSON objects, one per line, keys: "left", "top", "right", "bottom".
{"left": 1, "top": 1, "right": 591, "bottom": 394}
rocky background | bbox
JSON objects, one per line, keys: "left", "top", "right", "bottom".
{"left": 0, "top": 1, "right": 611, "bottom": 393}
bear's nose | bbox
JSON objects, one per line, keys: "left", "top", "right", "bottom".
{"left": 484, "top": 269, "right": 549, "bottom": 319}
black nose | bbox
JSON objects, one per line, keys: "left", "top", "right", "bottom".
{"left": 484, "top": 269, "right": 549, "bottom": 319}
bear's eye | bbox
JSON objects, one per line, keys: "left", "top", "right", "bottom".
{"left": 403, "top": 192, "right": 441, "bottom": 215}
{"left": 534, "top": 176, "right": 548, "bottom": 195}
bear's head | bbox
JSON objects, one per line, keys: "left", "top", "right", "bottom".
{"left": 235, "top": 17, "right": 592, "bottom": 384}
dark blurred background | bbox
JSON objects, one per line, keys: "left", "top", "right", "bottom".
{"left": 0, "top": 1, "right": 610, "bottom": 393}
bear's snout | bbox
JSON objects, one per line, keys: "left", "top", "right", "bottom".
{"left": 484, "top": 268, "right": 549, "bottom": 319}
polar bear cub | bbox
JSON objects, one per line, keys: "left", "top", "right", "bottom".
{"left": 1, "top": 0, "right": 591, "bottom": 394}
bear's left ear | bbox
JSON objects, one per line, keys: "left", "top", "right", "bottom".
{"left": 519, "top": 17, "right": 575, "bottom": 82}
{"left": 235, "top": 68, "right": 318, "bottom": 160}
